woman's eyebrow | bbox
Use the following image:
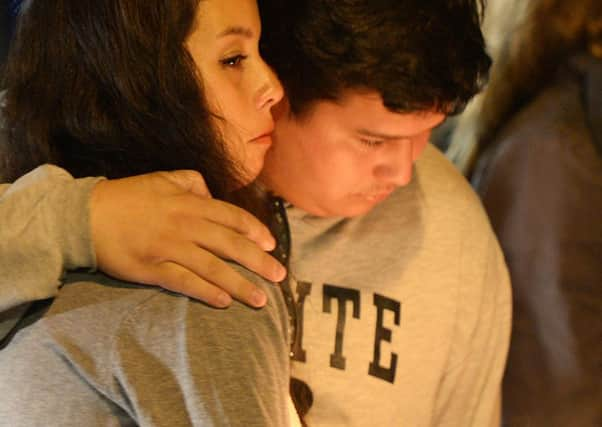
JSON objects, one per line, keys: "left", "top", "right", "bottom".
{"left": 217, "top": 26, "right": 254, "bottom": 39}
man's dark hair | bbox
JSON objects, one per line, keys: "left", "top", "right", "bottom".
{"left": 259, "top": 0, "right": 491, "bottom": 116}
{"left": 0, "top": 0, "right": 244, "bottom": 204}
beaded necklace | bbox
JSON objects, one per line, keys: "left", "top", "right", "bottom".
{"left": 270, "top": 197, "right": 299, "bottom": 358}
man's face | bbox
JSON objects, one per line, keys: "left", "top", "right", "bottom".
{"left": 260, "top": 91, "right": 446, "bottom": 217}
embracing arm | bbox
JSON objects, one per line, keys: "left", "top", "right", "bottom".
{"left": 0, "top": 165, "right": 101, "bottom": 312}
{"left": 0, "top": 166, "right": 286, "bottom": 314}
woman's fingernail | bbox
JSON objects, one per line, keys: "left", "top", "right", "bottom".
{"left": 252, "top": 289, "right": 267, "bottom": 307}
{"left": 274, "top": 265, "right": 287, "bottom": 282}
{"left": 262, "top": 238, "right": 277, "bottom": 251}
{"left": 217, "top": 292, "right": 232, "bottom": 307}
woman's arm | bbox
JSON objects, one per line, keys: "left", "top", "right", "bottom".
{"left": 0, "top": 165, "right": 101, "bottom": 311}
{"left": 0, "top": 165, "right": 286, "bottom": 312}
{"left": 89, "top": 170, "right": 286, "bottom": 307}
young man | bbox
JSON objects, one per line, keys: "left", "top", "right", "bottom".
{"left": 1, "top": 0, "right": 510, "bottom": 424}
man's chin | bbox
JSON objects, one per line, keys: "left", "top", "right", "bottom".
{"left": 342, "top": 204, "right": 380, "bottom": 218}
{"left": 319, "top": 199, "right": 385, "bottom": 218}
{"left": 336, "top": 192, "right": 395, "bottom": 217}
{"left": 279, "top": 193, "right": 388, "bottom": 218}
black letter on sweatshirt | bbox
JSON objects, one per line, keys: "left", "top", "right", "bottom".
{"left": 291, "top": 281, "right": 312, "bottom": 362}
{"left": 323, "top": 284, "right": 360, "bottom": 370}
{"left": 368, "top": 293, "right": 400, "bottom": 383}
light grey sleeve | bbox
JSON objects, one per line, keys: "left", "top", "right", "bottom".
{"left": 0, "top": 272, "right": 293, "bottom": 427}
{"left": 0, "top": 165, "right": 103, "bottom": 313}
{"left": 109, "top": 288, "right": 292, "bottom": 426}
{"left": 434, "top": 230, "right": 512, "bottom": 427}
{"left": 0, "top": 183, "right": 9, "bottom": 197}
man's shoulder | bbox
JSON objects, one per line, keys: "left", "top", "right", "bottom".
{"left": 27, "top": 270, "right": 287, "bottom": 352}
{"left": 1, "top": 272, "right": 291, "bottom": 426}
{"left": 416, "top": 144, "right": 481, "bottom": 203}
{"left": 61, "top": 270, "right": 285, "bottom": 328}
{"left": 383, "top": 144, "right": 489, "bottom": 228}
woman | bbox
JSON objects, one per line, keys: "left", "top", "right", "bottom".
{"left": 0, "top": 0, "right": 287, "bottom": 313}
{"left": 0, "top": 0, "right": 298, "bottom": 425}
{"left": 449, "top": 0, "right": 602, "bottom": 425}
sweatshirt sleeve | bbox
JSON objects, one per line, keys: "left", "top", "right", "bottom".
{"left": 0, "top": 270, "right": 295, "bottom": 426}
{"left": 0, "top": 165, "right": 104, "bottom": 312}
{"left": 109, "top": 284, "right": 293, "bottom": 426}
{"left": 0, "top": 183, "right": 9, "bottom": 197}
{"left": 434, "top": 227, "right": 512, "bottom": 427}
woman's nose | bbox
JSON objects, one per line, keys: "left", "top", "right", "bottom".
{"left": 255, "top": 64, "right": 284, "bottom": 111}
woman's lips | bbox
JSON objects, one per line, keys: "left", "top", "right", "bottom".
{"left": 249, "top": 134, "right": 273, "bottom": 145}
{"left": 250, "top": 126, "right": 275, "bottom": 144}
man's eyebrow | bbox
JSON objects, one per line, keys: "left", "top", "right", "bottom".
{"left": 356, "top": 117, "right": 446, "bottom": 140}
{"left": 356, "top": 129, "right": 408, "bottom": 140}
{"left": 217, "top": 26, "right": 254, "bottom": 39}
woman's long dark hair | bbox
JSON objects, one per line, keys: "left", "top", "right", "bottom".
{"left": 2, "top": 1, "right": 304, "bottom": 421}
{"left": 0, "top": 0, "right": 246, "bottom": 204}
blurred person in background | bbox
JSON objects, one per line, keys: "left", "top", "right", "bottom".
{"left": 449, "top": 0, "right": 602, "bottom": 425}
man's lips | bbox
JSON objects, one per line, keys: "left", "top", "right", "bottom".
{"left": 356, "top": 187, "right": 396, "bottom": 202}
{"left": 363, "top": 191, "right": 393, "bottom": 202}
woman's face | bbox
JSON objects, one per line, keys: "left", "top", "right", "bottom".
{"left": 187, "top": 0, "right": 284, "bottom": 183}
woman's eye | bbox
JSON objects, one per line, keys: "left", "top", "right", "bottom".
{"left": 220, "top": 54, "right": 248, "bottom": 68}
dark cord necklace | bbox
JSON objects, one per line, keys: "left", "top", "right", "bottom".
{"left": 271, "top": 197, "right": 314, "bottom": 418}
{"left": 270, "top": 197, "right": 298, "bottom": 358}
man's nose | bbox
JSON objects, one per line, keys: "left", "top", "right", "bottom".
{"left": 373, "top": 140, "right": 414, "bottom": 186}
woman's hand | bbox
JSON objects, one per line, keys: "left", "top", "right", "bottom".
{"left": 90, "top": 170, "right": 286, "bottom": 308}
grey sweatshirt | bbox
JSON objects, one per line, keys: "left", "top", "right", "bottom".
{"left": 0, "top": 145, "right": 511, "bottom": 426}
{"left": 0, "top": 166, "right": 103, "bottom": 338}
{"left": 285, "top": 145, "right": 511, "bottom": 426}
{"left": 0, "top": 167, "right": 294, "bottom": 426}
{"left": 0, "top": 265, "right": 292, "bottom": 426}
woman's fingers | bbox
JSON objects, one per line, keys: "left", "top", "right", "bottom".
{"left": 166, "top": 194, "right": 286, "bottom": 282}
{"left": 182, "top": 219, "right": 287, "bottom": 283}
{"left": 91, "top": 171, "right": 285, "bottom": 307}
{"left": 150, "top": 261, "right": 233, "bottom": 307}
{"left": 185, "top": 196, "right": 277, "bottom": 251}
{"left": 150, "top": 249, "right": 268, "bottom": 308}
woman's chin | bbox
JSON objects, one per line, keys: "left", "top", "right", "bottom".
{"left": 239, "top": 153, "right": 266, "bottom": 185}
